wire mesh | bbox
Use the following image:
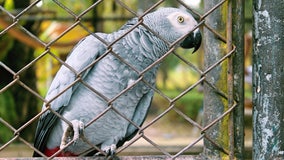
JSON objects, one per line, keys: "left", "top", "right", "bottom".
{"left": 0, "top": 0, "right": 243, "bottom": 159}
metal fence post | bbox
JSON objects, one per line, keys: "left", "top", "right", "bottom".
{"left": 252, "top": 0, "right": 284, "bottom": 159}
{"left": 203, "top": 0, "right": 230, "bottom": 159}
{"left": 232, "top": 0, "right": 245, "bottom": 159}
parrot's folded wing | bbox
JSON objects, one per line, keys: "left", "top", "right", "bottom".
{"left": 33, "top": 34, "right": 106, "bottom": 156}
{"left": 117, "top": 90, "right": 154, "bottom": 148}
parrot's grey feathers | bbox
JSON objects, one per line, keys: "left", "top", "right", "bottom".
{"left": 33, "top": 35, "right": 106, "bottom": 156}
{"left": 33, "top": 107, "right": 65, "bottom": 156}
{"left": 117, "top": 90, "right": 154, "bottom": 148}
{"left": 42, "top": 34, "right": 106, "bottom": 113}
{"left": 33, "top": 7, "right": 202, "bottom": 157}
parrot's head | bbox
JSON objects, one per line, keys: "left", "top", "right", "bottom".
{"left": 143, "top": 7, "right": 202, "bottom": 53}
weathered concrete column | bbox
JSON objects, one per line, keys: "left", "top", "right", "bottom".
{"left": 203, "top": 0, "right": 229, "bottom": 159}
{"left": 252, "top": 0, "right": 284, "bottom": 159}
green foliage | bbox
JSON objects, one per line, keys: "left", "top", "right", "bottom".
{"left": 42, "top": 0, "right": 93, "bottom": 17}
{"left": 0, "top": 35, "right": 14, "bottom": 61}
{"left": 0, "top": 90, "right": 16, "bottom": 143}
{"left": 3, "top": 0, "right": 14, "bottom": 11}
{"left": 152, "top": 89, "right": 203, "bottom": 122}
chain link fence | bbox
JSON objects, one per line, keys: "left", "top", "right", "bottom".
{"left": 0, "top": 0, "right": 245, "bottom": 159}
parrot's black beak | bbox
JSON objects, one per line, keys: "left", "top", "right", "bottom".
{"left": 180, "top": 28, "right": 202, "bottom": 53}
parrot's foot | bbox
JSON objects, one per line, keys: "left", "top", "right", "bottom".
{"left": 60, "top": 119, "right": 85, "bottom": 150}
{"left": 95, "top": 144, "right": 117, "bottom": 157}
{"left": 102, "top": 144, "right": 117, "bottom": 156}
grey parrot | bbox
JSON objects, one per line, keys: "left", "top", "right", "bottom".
{"left": 33, "top": 7, "right": 202, "bottom": 157}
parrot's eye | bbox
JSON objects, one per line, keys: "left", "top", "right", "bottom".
{"left": 177, "top": 16, "right": 184, "bottom": 23}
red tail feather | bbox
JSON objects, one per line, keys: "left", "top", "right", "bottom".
{"left": 44, "top": 147, "right": 77, "bottom": 157}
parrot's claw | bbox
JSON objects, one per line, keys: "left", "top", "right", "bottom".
{"left": 95, "top": 144, "right": 117, "bottom": 157}
{"left": 103, "top": 144, "right": 117, "bottom": 156}
{"left": 60, "top": 119, "right": 85, "bottom": 150}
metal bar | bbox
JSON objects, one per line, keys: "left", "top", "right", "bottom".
{"left": 47, "top": 50, "right": 78, "bottom": 75}
{"left": 52, "top": 0, "right": 77, "bottom": 19}
{"left": 20, "top": 140, "right": 45, "bottom": 157}
{"left": 108, "top": 76, "right": 143, "bottom": 104}
{"left": 0, "top": 118, "right": 19, "bottom": 151}
{"left": 171, "top": 77, "right": 205, "bottom": 103}
{"left": 172, "top": 135, "right": 204, "bottom": 159}
{"left": 115, "top": 0, "right": 139, "bottom": 17}
{"left": 79, "top": 139, "right": 105, "bottom": 156}
{"left": 141, "top": 103, "right": 175, "bottom": 132}
{"left": 0, "top": 78, "right": 18, "bottom": 93}
{"left": 141, "top": 78, "right": 172, "bottom": 102}
{"left": 12, "top": 84, "right": 45, "bottom": 133}
{"left": 45, "top": 20, "right": 81, "bottom": 48}
{"left": 203, "top": 23, "right": 227, "bottom": 43}
{"left": 201, "top": 0, "right": 227, "bottom": 20}
{"left": 232, "top": 0, "right": 245, "bottom": 159}
{"left": 202, "top": 45, "right": 236, "bottom": 77}
{"left": 84, "top": 106, "right": 112, "bottom": 128}
{"left": 173, "top": 107, "right": 203, "bottom": 130}
{"left": 202, "top": 102, "right": 237, "bottom": 133}
{"left": 0, "top": 5, "right": 16, "bottom": 19}
{"left": 107, "top": 19, "right": 143, "bottom": 48}
{"left": 16, "top": 49, "right": 49, "bottom": 76}
{"left": 141, "top": 134, "right": 172, "bottom": 157}
{"left": 13, "top": 0, "right": 41, "bottom": 20}
{"left": 172, "top": 51, "right": 203, "bottom": 75}
{"left": 0, "top": 20, "right": 18, "bottom": 36}
{"left": 76, "top": 0, "right": 104, "bottom": 21}
{"left": 111, "top": 106, "right": 142, "bottom": 131}
{"left": 139, "top": 47, "right": 175, "bottom": 76}
{"left": 18, "top": 25, "right": 46, "bottom": 47}
{"left": 48, "top": 106, "right": 73, "bottom": 127}
{"left": 137, "top": 0, "right": 165, "bottom": 19}
{"left": 16, "top": 79, "right": 45, "bottom": 105}
{"left": 43, "top": 77, "right": 80, "bottom": 106}
{"left": 176, "top": 0, "right": 202, "bottom": 18}
{"left": 0, "top": 135, "right": 19, "bottom": 151}
{"left": 79, "top": 78, "right": 110, "bottom": 102}
{"left": 204, "top": 134, "right": 230, "bottom": 155}
{"left": 116, "top": 134, "right": 143, "bottom": 153}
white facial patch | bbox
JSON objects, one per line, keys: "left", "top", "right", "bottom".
{"left": 166, "top": 11, "right": 198, "bottom": 34}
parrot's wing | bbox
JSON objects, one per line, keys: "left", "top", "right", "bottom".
{"left": 44, "top": 34, "right": 107, "bottom": 112}
{"left": 117, "top": 90, "right": 154, "bottom": 148}
{"left": 33, "top": 34, "right": 106, "bottom": 156}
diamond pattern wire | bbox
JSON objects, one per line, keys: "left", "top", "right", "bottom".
{"left": 0, "top": 0, "right": 239, "bottom": 159}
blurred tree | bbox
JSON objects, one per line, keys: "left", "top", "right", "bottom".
{"left": 0, "top": 0, "right": 39, "bottom": 142}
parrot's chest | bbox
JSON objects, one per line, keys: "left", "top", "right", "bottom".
{"left": 88, "top": 54, "right": 156, "bottom": 96}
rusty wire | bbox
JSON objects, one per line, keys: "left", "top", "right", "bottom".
{"left": 0, "top": 0, "right": 240, "bottom": 159}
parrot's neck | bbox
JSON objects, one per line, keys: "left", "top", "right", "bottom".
{"left": 138, "top": 28, "right": 169, "bottom": 61}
